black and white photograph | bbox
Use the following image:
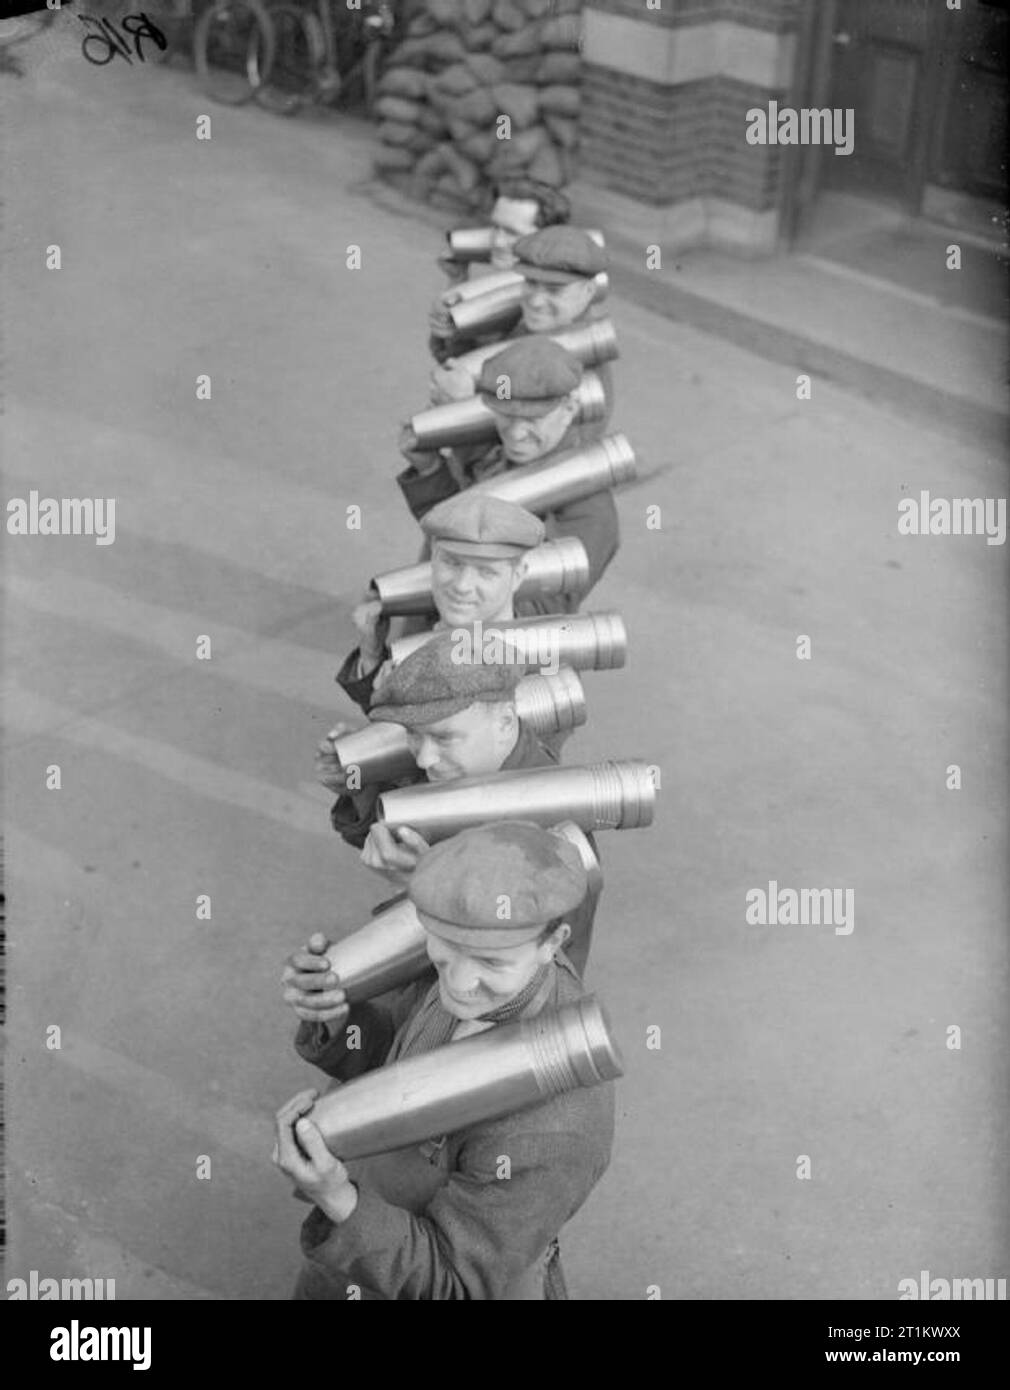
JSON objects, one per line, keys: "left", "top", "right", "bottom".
{"left": 2, "top": 0, "right": 1007, "bottom": 1348}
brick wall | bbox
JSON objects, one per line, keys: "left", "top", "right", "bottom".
{"left": 575, "top": 0, "right": 802, "bottom": 249}
{"left": 581, "top": 66, "right": 787, "bottom": 209}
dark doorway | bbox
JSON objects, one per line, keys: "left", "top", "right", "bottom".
{"left": 823, "top": 0, "right": 932, "bottom": 208}
{"left": 786, "top": 0, "right": 1008, "bottom": 230}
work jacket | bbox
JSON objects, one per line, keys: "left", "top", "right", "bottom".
{"left": 291, "top": 958, "right": 614, "bottom": 1300}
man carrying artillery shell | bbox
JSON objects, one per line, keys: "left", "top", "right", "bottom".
{"left": 435, "top": 180, "right": 571, "bottom": 287}
{"left": 274, "top": 820, "right": 615, "bottom": 1301}
{"left": 333, "top": 492, "right": 553, "bottom": 717}
{"left": 429, "top": 227, "right": 613, "bottom": 429}
{"left": 398, "top": 337, "right": 620, "bottom": 602}
{"left": 319, "top": 632, "right": 600, "bottom": 977}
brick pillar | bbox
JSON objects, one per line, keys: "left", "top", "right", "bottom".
{"left": 574, "top": 0, "right": 802, "bottom": 255}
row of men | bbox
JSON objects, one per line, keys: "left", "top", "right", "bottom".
{"left": 272, "top": 182, "right": 642, "bottom": 1300}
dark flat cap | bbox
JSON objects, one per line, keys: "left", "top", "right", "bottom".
{"left": 409, "top": 820, "right": 588, "bottom": 944}
{"left": 369, "top": 629, "right": 524, "bottom": 729}
{"left": 477, "top": 337, "right": 583, "bottom": 418}
{"left": 513, "top": 225, "right": 609, "bottom": 284}
{"left": 422, "top": 492, "right": 545, "bottom": 559}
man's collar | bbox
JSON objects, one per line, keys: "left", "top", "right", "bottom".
{"left": 500, "top": 719, "right": 536, "bottom": 769}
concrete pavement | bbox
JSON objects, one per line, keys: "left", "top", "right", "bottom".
{"left": 3, "top": 23, "right": 1008, "bottom": 1300}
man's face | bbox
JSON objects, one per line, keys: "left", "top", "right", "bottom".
{"left": 422, "top": 921, "right": 561, "bottom": 1020}
{"left": 489, "top": 197, "right": 541, "bottom": 266}
{"left": 521, "top": 278, "right": 596, "bottom": 333}
{"left": 491, "top": 395, "right": 578, "bottom": 465}
{"left": 405, "top": 701, "right": 516, "bottom": 783}
{"left": 431, "top": 543, "right": 523, "bottom": 627}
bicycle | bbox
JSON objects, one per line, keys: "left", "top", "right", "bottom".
{"left": 0, "top": 7, "right": 56, "bottom": 76}
{"left": 194, "top": 0, "right": 396, "bottom": 115}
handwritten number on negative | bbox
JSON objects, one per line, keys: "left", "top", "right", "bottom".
{"left": 79, "top": 14, "right": 166, "bottom": 65}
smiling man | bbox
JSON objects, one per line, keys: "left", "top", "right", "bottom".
{"left": 398, "top": 337, "right": 619, "bottom": 605}
{"left": 275, "top": 820, "right": 614, "bottom": 1301}
{"left": 333, "top": 492, "right": 545, "bottom": 717}
{"left": 430, "top": 225, "right": 612, "bottom": 416}
{"left": 323, "top": 630, "right": 599, "bottom": 977}
{"left": 434, "top": 180, "right": 571, "bottom": 289}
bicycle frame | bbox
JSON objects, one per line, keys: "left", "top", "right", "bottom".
{"left": 315, "top": 0, "right": 395, "bottom": 108}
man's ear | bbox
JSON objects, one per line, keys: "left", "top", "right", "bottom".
{"left": 547, "top": 921, "right": 571, "bottom": 956}
{"left": 509, "top": 556, "right": 527, "bottom": 596}
{"left": 535, "top": 921, "right": 570, "bottom": 964}
{"left": 497, "top": 700, "right": 519, "bottom": 736}
{"left": 570, "top": 279, "right": 598, "bottom": 317}
{"left": 558, "top": 394, "right": 580, "bottom": 432}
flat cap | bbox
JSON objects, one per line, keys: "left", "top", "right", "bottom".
{"left": 409, "top": 820, "right": 588, "bottom": 945}
{"left": 369, "top": 629, "right": 525, "bottom": 729}
{"left": 477, "top": 336, "right": 583, "bottom": 418}
{"left": 422, "top": 492, "right": 545, "bottom": 560}
{"left": 513, "top": 225, "right": 609, "bottom": 284}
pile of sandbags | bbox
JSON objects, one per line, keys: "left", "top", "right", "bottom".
{"left": 373, "top": 0, "right": 583, "bottom": 212}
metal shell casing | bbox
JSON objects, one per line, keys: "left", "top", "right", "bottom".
{"left": 450, "top": 318, "right": 619, "bottom": 380}
{"left": 410, "top": 370, "right": 607, "bottom": 449}
{"left": 449, "top": 271, "right": 609, "bottom": 334}
{"left": 377, "top": 759, "right": 657, "bottom": 842}
{"left": 446, "top": 227, "right": 606, "bottom": 263}
{"left": 325, "top": 896, "right": 430, "bottom": 1005}
{"left": 467, "top": 433, "right": 636, "bottom": 516}
{"left": 387, "top": 610, "right": 627, "bottom": 672}
{"left": 311, "top": 995, "right": 623, "bottom": 1161}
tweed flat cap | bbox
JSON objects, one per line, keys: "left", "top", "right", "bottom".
{"left": 369, "top": 630, "right": 525, "bottom": 729}
{"left": 477, "top": 337, "right": 582, "bottom": 418}
{"left": 409, "top": 820, "right": 588, "bottom": 944}
{"left": 513, "top": 226, "right": 609, "bottom": 284}
{"left": 422, "top": 492, "right": 545, "bottom": 559}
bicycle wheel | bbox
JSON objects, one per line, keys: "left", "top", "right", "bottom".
{"left": 250, "top": 5, "right": 324, "bottom": 116}
{"left": 361, "top": 38, "right": 381, "bottom": 117}
{"left": 194, "top": 0, "right": 275, "bottom": 106}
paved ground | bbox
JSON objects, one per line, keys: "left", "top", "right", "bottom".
{"left": 3, "top": 23, "right": 1008, "bottom": 1300}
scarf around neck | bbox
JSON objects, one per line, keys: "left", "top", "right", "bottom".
{"left": 395, "top": 964, "right": 553, "bottom": 1062}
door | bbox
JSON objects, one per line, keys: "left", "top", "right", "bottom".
{"left": 824, "top": 0, "right": 933, "bottom": 208}
{"left": 929, "top": 0, "right": 1008, "bottom": 201}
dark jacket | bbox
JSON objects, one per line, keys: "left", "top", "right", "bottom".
{"left": 291, "top": 959, "right": 614, "bottom": 1300}
{"left": 396, "top": 416, "right": 619, "bottom": 604}
{"left": 334, "top": 643, "right": 387, "bottom": 718}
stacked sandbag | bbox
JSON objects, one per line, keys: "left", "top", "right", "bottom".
{"left": 373, "top": 0, "right": 584, "bottom": 213}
